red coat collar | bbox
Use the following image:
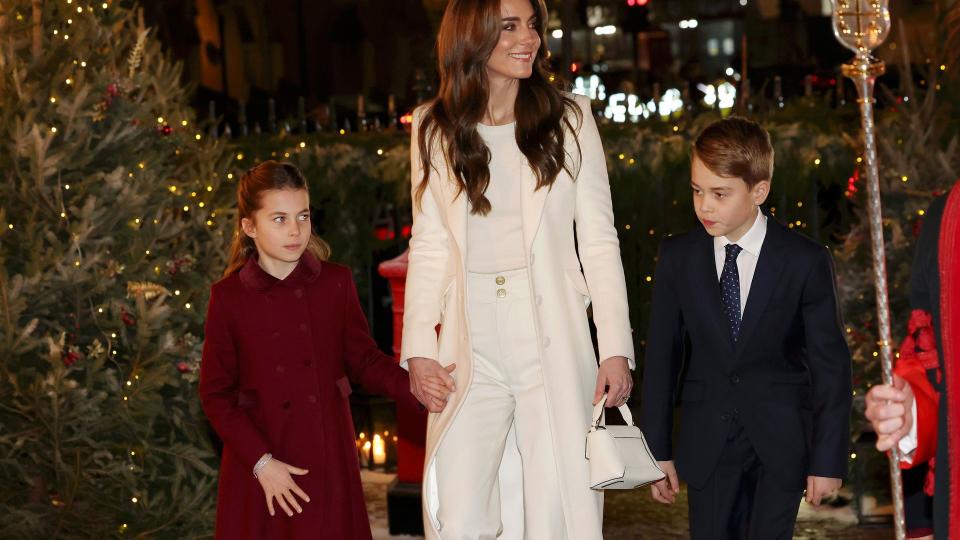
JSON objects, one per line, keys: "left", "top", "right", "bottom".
{"left": 238, "top": 252, "right": 323, "bottom": 291}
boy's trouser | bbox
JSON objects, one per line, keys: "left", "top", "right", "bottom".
{"left": 687, "top": 417, "right": 803, "bottom": 540}
{"left": 434, "top": 268, "right": 567, "bottom": 540}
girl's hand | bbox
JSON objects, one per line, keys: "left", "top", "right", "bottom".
{"left": 256, "top": 457, "right": 310, "bottom": 517}
{"left": 408, "top": 357, "right": 456, "bottom": 412}
{"left": 593, "top": 356, "right": 632, "bottom": 407}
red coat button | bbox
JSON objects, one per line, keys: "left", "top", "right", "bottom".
{"left": 294, "top": 289, "right": 304, "bottom": 298}
{"left": 308, "top": 395, "right": 317, "bottom": 404}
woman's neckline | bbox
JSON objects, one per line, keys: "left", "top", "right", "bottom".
{"left": 477, "top": 120, "right": 516, "bottom": 131}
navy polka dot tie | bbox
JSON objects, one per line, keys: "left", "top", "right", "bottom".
{"left": 721, "top": 243, "right": 743, "bottom": 343}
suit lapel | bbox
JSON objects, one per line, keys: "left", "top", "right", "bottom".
{"left": 520, "top": 157, "right": 549, "bottom": 255}
{"left": 735, "top": 218, "right": 787, "bottom": 355}
{"left": 691, "top": 229, "right": 735, "bottom": 356}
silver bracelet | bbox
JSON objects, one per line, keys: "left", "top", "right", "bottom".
{"left": 253, "top": 453, "right": 273, "bottom": 478}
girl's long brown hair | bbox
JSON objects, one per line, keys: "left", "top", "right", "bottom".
{"left": 223, "top": 161, "right": 331, "bottom": 277}
{"left": 416, "top": 0, "right": 582, "bottom": 215}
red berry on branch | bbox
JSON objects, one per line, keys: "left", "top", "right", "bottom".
{"left": 63, "top": 351, "right": 82, "bottom": 367}
{"left": 176, "top": 361, "right": 191, "bottom": 373}
{"left": 121, "top": 311, "right": 136, "bottom": 326}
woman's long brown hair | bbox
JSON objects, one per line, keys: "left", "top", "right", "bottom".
{"left": 416, "top": 0, "right": 582, "bottom": 215}
{"left": 223, "top": 161, "right": 331, "bottom": 277}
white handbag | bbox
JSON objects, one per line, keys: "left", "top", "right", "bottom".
{"left": 585, "top": 394, "right": 665, "bottom": 490}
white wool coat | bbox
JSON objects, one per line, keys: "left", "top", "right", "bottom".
{"left": 401, "top": 93, "right": 635, "bottom": 540}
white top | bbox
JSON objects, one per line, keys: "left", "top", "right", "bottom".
{"left": 466, "top": 122, "right": 527, "bottom": 273}
{"left": 713, "top": 208, "right": 767, "bottom": 315}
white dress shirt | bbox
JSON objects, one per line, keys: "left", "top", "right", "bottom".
{"left": 714, "top": 208, "right": 767, "bottom": 315}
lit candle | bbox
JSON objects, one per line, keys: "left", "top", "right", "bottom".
{"left": 372, "top": 434, "right": 386, "bottom": 466}
{"left": 362, "top": 440, "right": 372, "bottom": 467}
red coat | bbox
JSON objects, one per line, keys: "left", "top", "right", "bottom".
{"left": 200, "top": 253, "right": 421, "bottom": 539}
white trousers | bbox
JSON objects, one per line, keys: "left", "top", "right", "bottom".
{"left": 435, "top": 268, "right": 566, "bottom": 540}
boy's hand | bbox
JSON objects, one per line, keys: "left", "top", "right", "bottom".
{"left": 650, "top": 460, "right": 680, "bottom": 504}
{"left": 255, "top": 457, "right": 310, "bottom": 517}
{"left": 864, "top": 374, "right": 914, "bottom": 452}
{"left": 408, "top": 357, "right": 456, "bottom": 412}
{"left": 594, "top": 356, "right": 632, "bottom": 407}
{"left": 805, "top": 476, "right": 841, "bottom": 506}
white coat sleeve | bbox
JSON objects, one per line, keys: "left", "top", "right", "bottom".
{"left": 400, "top": 108, "right": 451, "bottom": 368}
{"left": 571, "top": 94, "right": 636, "bottom": 368}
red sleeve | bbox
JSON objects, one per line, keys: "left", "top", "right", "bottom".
{"left": 895, "top": 356, "right": 939, "bottom": 468}
{"left": 894, "top": 309, "right": 940, "bottom": 468}
{"left": 341, "top": 269, "right": 423, "bottom": 414}
{"left": 199, "top": 285, "right": 270, "bottom": 469}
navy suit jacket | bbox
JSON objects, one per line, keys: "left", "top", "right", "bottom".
{"left": 641, "top": 217, "right": 852, "bottom": 490}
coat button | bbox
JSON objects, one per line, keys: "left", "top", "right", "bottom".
{"left": 730, "top": 374, "right": 741, "bottom": 384}
{"left": 308, "top": 395, "right": 317, "bottom": 404}
{"left": 497, "top": 288, "right": 507, "bottom": 298}
{"left": 281, "top": 400, "right": 291, "bottom": 409}
{"left": 276, "top": 365, "right": 285, "bottom": 374}
{"left": 294, "top": 288, "right": 304, "bottom": 299}
{"left": 495, "top": 276, "right": 506, "bottom": 285}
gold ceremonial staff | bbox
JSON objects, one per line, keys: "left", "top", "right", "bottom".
{"left": 830, "top": 1, "right": 905, "bottom": 538}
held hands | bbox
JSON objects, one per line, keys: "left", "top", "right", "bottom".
{"left": 650, "top": 460, "right": 680, "bottom": 504}
{"left": 255, "top": 457, "right": 310, "bottom": 517}
{"left": 593, "top": 356, "right": 632, "bottom": 407}
{"left": 805, "top": 476, "right": 842, "bottom": 506}
{"left": 408, "top": 357, "right": 456, "bottom": 413}
{"left": 864, "top": 374, "right": 915, "bottom": 452}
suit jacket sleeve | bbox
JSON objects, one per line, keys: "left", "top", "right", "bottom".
{"left": 801, "top": 247, "right": 853, "bottom": 479}
{"left": 199, "top": 285, "right": 270, "bottom": 469}
{"left": 571, "top": 94, "right": 636, "bottom": 367}
{"left": 400, "top": 106, "right": 451, "bottom": 367}
{"left": 341, "top": 268, "right": 423, "bottom": 413}
{"left": 641, "top": 240, "right": 684, "bottom": 460}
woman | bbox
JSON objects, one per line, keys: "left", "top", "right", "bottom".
{"left": 401, "top": 0, "right": 635, "bottom": 538}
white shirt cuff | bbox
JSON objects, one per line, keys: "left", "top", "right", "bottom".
{"left": 897, "top": 400, "right": 919, "bottom": 464}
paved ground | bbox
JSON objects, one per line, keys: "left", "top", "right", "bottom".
{"left": 362, "top": 471, "right": 894, "bottom": 539}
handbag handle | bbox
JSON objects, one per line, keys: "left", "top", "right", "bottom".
{"left": 591, "top": 393, "right": 635, "bottom": 430}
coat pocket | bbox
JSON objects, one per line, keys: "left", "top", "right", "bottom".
{"left": 564, "top": 267, "right": 591, "bottom": 307}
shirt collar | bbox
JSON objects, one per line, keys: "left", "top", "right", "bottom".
{"left": 238, "top": 251, "right": 323, "bottom": 291}
{"left": 715, "top": 207, "right": 767, "bottom": 257}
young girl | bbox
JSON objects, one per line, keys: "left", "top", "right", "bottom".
{"left": 199, "top": 161, "right": 443, "bottom": 539}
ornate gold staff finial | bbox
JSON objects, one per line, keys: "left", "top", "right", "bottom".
{"left": 830, "top": 2, "right": 904, "bottom": 539}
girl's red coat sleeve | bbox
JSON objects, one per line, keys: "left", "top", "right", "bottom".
{"left": 199, "top": 285, "right": 270, "bottom": 469}
{"left": 341, "top": 271, "right": 422, "bottom": 413}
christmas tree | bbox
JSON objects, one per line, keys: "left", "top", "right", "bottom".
{"left": 0, "top": 2, "right": 237, "bottom": 536}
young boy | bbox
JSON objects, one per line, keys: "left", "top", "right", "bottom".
{"left": 641, "top": 117, "right": 852, "bottom": 539}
